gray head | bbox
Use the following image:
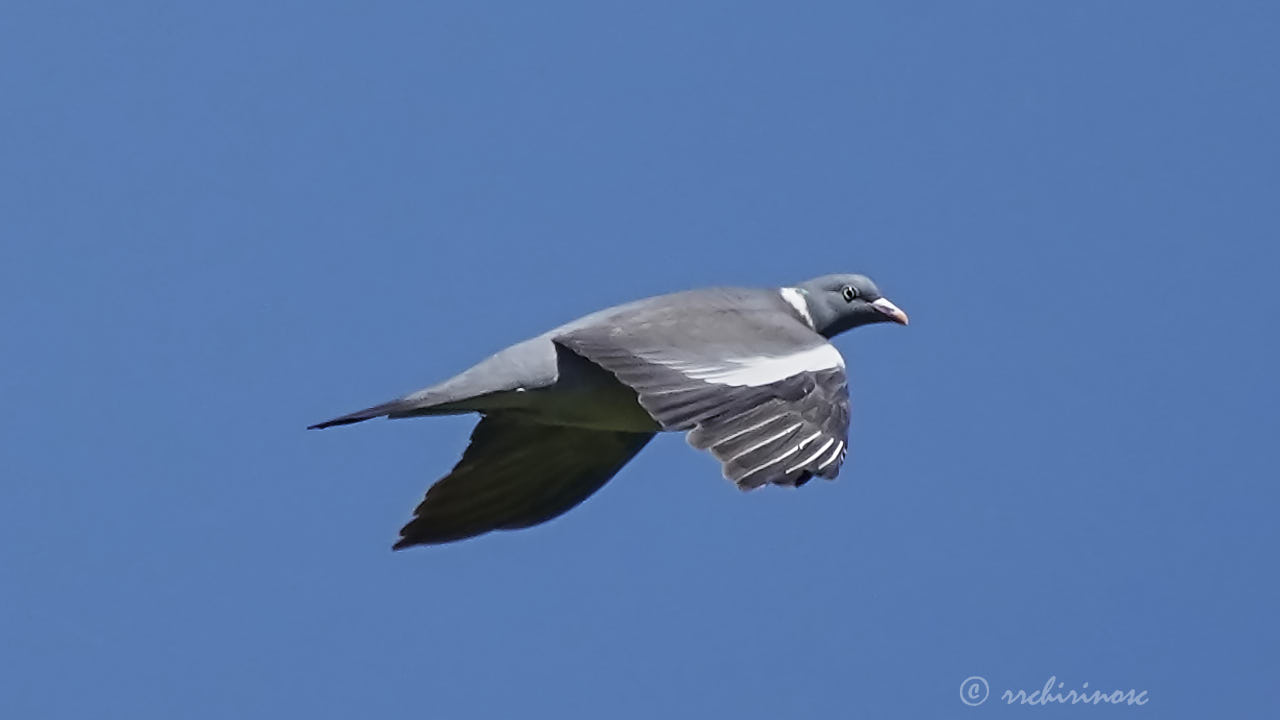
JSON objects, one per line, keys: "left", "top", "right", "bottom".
{"left": 791, "top": 273, "right": 909, "bottom": 338}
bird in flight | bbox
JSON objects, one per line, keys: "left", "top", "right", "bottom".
{"left": 310, "top": 273, "right": 908, "bottom": 549}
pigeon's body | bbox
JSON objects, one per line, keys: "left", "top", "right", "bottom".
{"left": 311, "top": 275, "right": 908, "bottom": 548}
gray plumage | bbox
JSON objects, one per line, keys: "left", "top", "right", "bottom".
{"left": 310, "top": 273, "right": 908, "bottom": 549}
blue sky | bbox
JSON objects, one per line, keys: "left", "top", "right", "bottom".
{"left": 2, "top": 2, "right": 1277, "bottom": 717}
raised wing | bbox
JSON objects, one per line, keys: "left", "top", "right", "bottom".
{"left": 554, "top": 291, "right": 850, "bottom": 489}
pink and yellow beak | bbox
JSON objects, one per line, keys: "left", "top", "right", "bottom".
{"left": 871, "top": 297, "right": 910, "bottom": 325}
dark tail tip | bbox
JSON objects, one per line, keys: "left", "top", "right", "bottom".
{"left": 307, "top": 400, "right": 405, "bottom": 430}
{"left": 307, "top": 416, "right": 365, "bottom": 430}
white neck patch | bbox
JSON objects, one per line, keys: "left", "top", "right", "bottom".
{"left": 779, "top": 287, "right": 815, "bottom": 330}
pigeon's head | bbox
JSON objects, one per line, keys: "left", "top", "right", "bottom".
{"left": 794, "top": 274, "right": 909, "bottom": 338}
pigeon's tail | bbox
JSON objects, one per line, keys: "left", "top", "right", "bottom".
{"left": 308, "top": 400, "right": 409, "bottom": 429}
{"left": 308, "top": 393, "right": 463, "bottom": 430}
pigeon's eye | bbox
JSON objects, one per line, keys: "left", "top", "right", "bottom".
{"left": 841, "top": 286, "right": 858, "bottom": 302}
